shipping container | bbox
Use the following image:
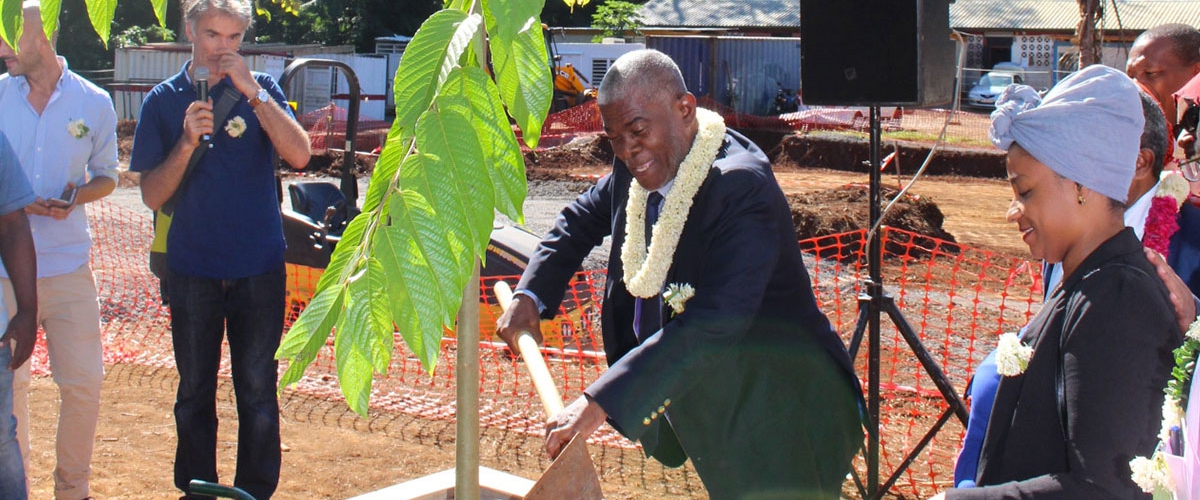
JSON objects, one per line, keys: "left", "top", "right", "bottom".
{"left": 647, "top": 35, "right": 801, "bottom": 116}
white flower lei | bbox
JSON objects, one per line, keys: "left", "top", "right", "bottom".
{"left": 1159, "top": 170, "right": 1190, "bottom": 210}
{"left": 621, "top": 108, "right": 725, "bottom": 298}
{"left": 1130, "top": 316, "right": 1200, "bottom": 494}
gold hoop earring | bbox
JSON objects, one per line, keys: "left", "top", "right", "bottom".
{"left": 1078, "top": 194, "right": 1085, "bottom": 205}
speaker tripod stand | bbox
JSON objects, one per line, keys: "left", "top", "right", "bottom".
{"left": 847, "top": 106, "right": 971, "bottom": 500}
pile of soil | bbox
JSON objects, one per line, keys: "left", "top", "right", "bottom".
{"left": 524, "top": 134, "right": 613, "bottom": 170}
{"left": 776, "top": 131, "right": 1006, "bottom": 178}
{"left": 789, "top": 184, "right": 956, "bottom": 260}
{"left": 301, "top": 149, "right": 378, "bottom": 177}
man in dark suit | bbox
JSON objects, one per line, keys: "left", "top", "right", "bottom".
{"left": 496, "top": 49, "right": 863, "bottom": 499}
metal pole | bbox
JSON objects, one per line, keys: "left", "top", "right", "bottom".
{"left": 455, "top": 261, "right": 481, "bottom": 500}
{"left": 867, "top": 105, "right": 883, "bottom": 500}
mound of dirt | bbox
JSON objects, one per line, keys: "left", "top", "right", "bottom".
{"left": 776, "top": 132, "right": 1006, "bottom": 178}
{"left": 524, "top": 134, "right": 613, "bottom": 170}
{"left": 788, "top": 184, "right": 956, "bottom": 260}
{"left": 299, "top": 149, "right": 378, "bottom": 178}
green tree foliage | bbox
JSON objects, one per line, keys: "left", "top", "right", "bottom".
{"left": 252, "top": 0, "right": 441, "bottom": 53}
{"left": 276, "top": 0, "right": 551, "bottom": 417}
{"left": 590, "top": 0, "right": 640, "bottom": 41}
{"left": 112, "top": 23, "right": 174, "bottom": 48}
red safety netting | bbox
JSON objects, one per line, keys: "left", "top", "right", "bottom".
{"left": 523, "top": 99, "right": 994, "bottom": 152}
{"left": 63, "top": 199, "right": 1040, "bottom": 498}
{"left": 297, "top": 104, "right": 391, "bottom": 154}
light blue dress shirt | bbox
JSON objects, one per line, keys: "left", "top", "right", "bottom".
{"left": 0, "top": 57, "right": 119, "bottom": 278}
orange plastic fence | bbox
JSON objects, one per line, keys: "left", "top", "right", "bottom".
{"left": 297, "top": 104, "right": 391, "bottom": 154}
{"left": 525, "top": 98, "right": 994, "bottom": 151}
{"left": 67, "top": 199, "right": 1040, "bottom": 498}
{"left": 303, "top": 99, "right": 995, "bottom": 156}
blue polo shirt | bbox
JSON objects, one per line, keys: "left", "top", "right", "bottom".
{"left": 130, "top": 62, "right": 292, "bottom": 280}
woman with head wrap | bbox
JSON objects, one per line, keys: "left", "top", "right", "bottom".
{"left": 934, "top": 65, "right": 1182, "bottom": 499}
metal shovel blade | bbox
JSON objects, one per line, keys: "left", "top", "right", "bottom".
{"left": 523, "top": 434, "right": 603, "bottom": 500}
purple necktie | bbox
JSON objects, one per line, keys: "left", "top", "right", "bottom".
{"left": 634, "top": 192, "right": 664, "bottom": 342}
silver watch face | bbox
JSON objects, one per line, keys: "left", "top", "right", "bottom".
{"left": 255, "top": 88, "right": 270, "bottom": 104}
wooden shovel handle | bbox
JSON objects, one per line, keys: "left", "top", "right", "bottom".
{"left": 494, "top": 281, "right": 565, "bottom": 417}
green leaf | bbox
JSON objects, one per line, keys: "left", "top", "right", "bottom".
{"left": 491, "top": 18, "right": 552, "bottom": 149}
{"left": 333, "top": 257, "right": 391, "bottom": 416}
{"left": 397, "top": 152, "right": 471, "bottom": 322}
{"left": 277, "top": 284, "right": 345, "bottom": 390}
{"left": 362, "top": 119, "right": 411, "bottom": 214}
{"left": 314, "top": 209, "right": 369, "bottom": 292}
{"left": 0, "top": 0, "right": 20, "bottom": 52}
{"left": 82, "top": 0, "right": 116, "bottom": 48}
{"left": 444, "top": 67, "right": 526, "bottom": 223}
{"left": 376, "top": 189, "right": 451, "bottom": 372}
{"left": 392, "top": 9, "right": 481, "bottom": 135}
{"left": 482, "top": 0, "right": 543, "bottom": 41}
{"left": 39, "top": 0, "right": 59, "bottom": 40}
{"left": 412, "top": 95, "right": 494, "bottom": 258}
{"left": 151, "top": 0, "right": 168, "bottom": 27}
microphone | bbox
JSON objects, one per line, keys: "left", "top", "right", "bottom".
{"left": 194, "top": 66, "right": 211, "bottom": 146}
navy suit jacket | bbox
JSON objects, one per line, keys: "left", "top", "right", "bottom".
{"left": 517, "top": 130, "right": 862, "bottom": 497}
{"left": 1169, "top": 202, "right": 1200, "bottom": 297}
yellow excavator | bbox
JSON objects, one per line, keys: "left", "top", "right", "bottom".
{"left": 545, "top": 25, "right": 597, "bottom": 112}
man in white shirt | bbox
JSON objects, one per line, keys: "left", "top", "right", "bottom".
{"left": 0, "top": 3, "right": 118, "bottom": 498}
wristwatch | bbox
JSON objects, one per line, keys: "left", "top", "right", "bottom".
{"left": 248, "top": 88, "right": 271, "bottom": 108}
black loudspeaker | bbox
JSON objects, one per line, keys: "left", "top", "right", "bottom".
{"left": 800, "top": 0, "right": 955, "bottom": 106}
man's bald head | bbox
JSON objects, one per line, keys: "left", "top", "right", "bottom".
{"left": 597, "top": 49, "right": 689, "bottom": 107}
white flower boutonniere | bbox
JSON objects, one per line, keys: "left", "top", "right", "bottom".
{"left": 663, "top": 283, "right": 695, "bottom": 315}
{"left": 995, "top": 332, "right": 1033, "bottom": 377}
{"left": 67, "top": 119, "right": 89, "bottom": 139}
{"left": 1130, "top": 453, "right": 1172, "bottom": 494}
{"left": 225, "top": 116, "right": 247, "bottom": 138}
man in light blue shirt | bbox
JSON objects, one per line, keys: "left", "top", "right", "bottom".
{"left": 0, "top": 131, "right": 38, "bottom": 500}
{"left": 0, "top": 4, "right": 117, "bottom": 498}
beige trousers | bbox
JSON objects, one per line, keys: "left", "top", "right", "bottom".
{"left": 3, "top": 263, "right": 104, "bottom": 500}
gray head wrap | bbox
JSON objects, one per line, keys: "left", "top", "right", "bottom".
{"left": 989, "top": 64, "right": 1144, "bottom": 203}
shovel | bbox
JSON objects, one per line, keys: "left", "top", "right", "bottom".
{"left": 494, "top": 281, "right": 604, "bottom": 500}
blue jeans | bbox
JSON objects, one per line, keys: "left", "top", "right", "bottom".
{"left": 168, "top": 266, "right": 285, "bottom": 500}
{"left": 0, "top": 344, "right": 26, "bottom": 500}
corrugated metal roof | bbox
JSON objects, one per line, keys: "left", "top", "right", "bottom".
{"left": 639, "top": 0, "right": 798, "bottom": 28}
{"left": 950, "top": 0, "right": 1200, "bottom": 31}
{"left": 640, "top": 0, "right": 1200, "bottom": 32}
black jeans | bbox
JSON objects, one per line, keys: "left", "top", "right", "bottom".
{"left": 168, "top": 265, "right": 285, "bottom": 500}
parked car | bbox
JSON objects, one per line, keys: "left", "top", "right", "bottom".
{"left": 967, "top": 70, "right": 1025, "bottom": 109}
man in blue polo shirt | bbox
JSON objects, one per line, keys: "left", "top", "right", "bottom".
{"left": 128, "top": 0, "right": 309, "bottom": 497}
{"left": 0, "top": 132, "right": 38, "bottom": 500}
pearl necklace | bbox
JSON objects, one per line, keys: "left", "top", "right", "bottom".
{"left": 621, "top": 108, "right": 725, "bottom": 298}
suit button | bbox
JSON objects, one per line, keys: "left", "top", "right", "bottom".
{"left": 658, "top": 406, "right": 666, "bottom": 414}
{"left": 643, "top": 417, "right": 651, "bottom": 426}
{"left": 651, "top": 413, "right": 658, "bottom": 420}
{"left": 664, "top": 399, "right": 671, "bottom": 407}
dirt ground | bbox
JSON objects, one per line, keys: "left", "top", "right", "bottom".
{"left": 25, "top": 129, "right": 1020, "bottom": 499}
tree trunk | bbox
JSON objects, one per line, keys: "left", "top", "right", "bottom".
{"left": 1076, "top": 0, "right": 1101, "bottom": 67}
